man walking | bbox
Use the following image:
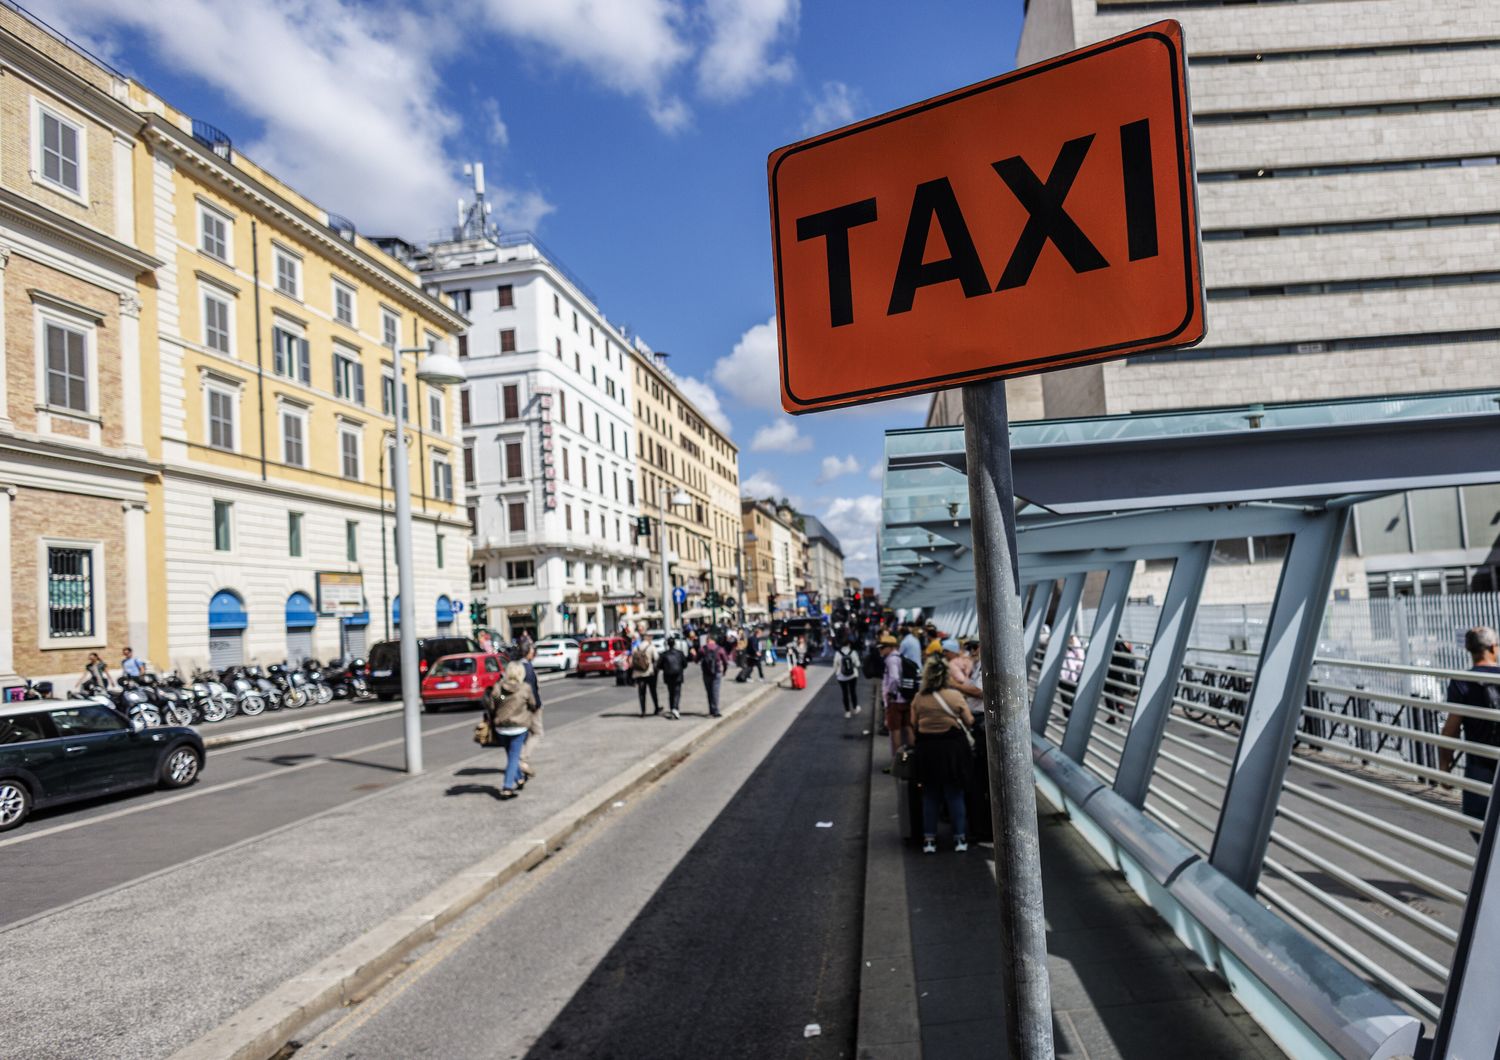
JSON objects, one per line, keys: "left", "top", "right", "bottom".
{"left": 120, "top": 646, "right": 146, "bottom": 680}
{"left": 1439, "top": 625, "right": 1500, "bottom": 835}
{"left": 700, "top": 634, "right": 729, "bottom": 718}
{"left": 632, "top": 636, "right": 660, "bottom": 716}
{"left": 881, "top": 633, "right": 914, "bottom": 764}
{"left": 659, "top": 636, "right": 688, "bottom": 719}
{"left": 745, "top": 627, "right": 766, "bottom": 682}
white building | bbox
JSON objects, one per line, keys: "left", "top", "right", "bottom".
{"left": 397, "top": 171, "right": 646, "bottom": 640}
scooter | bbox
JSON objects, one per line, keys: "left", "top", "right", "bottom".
{"left": 189, "top": 669, "right": 237, "bottom": 723}
{"left": 266, "top": 664, "right": 310, "bottom": 709}
{"left": 300, "top": 659, "right": 335, "bottom": 705}
{"left": 221, "top": 667, "right": 268, "bottom": 717}
{"left": 140, "top": 672, "right": 196, "bottom": 727}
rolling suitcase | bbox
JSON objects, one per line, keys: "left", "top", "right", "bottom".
{"left": 789, "top": 665, "right": 807, "bottom": 690}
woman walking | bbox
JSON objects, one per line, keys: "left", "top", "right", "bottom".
{"left": 910, "top": 656, "right": 975, "bottom": 853}
{"left": 486, "top": 661, "right": 537, "bottom": 800}
{"left": 834, "top": 637, "right": 863, "bottom": 718}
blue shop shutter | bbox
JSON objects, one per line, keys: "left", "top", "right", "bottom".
{"left": 392, "top": 594, "right": 401, "bottom": 624}
{"left": 285, "top": 592, "right": 317, "bottom": 630}
{"left": 342, "top": 610, "right": 370, "bottom": 628}
{"left": 436, "top": 595, "right": 455, "bottom": 625}
{"left": 209, "top": 589, "right": 248, "bottom": 631}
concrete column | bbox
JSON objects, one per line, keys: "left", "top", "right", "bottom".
{"left": 122, "top": 501, "right": 149, "bottom": 657}
{"left": 0, "top": 486, "right": 14, "bottom": 681}
{"left": 1030, "top": 572, "right": 1085, "bottom": 733}
{"left": 117, "top": 293, "right": 145, "bottom": 452}
{"left": 1113, "top": 543, "right": 1211, "bottom": 808}
{"left": 1061, "top": 562, "right": 1134, "bottom": 762}
{"left": 1210, "top": 508, "right": 1351, "bottom": 891}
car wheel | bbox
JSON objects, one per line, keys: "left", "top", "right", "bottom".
{"left": 159, "top": 745, "right": 202, "bottom": 789}
{"left": 0, "top": 780, "right": 31, "bottom": 832}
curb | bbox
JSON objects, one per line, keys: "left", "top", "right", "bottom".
{"left": 169, "top": 676, "right": 790, "bottom": 1060}
{"left": 856, "top": 730, "right": 924, "bottom": 1059}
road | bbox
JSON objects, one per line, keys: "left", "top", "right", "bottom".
{"left": 294, "top": 672, "right": 870, "bottom": 1060}
{"left": 0, "top": 673, "right": 629, "bottom": 929}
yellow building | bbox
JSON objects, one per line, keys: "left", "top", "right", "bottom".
{"left": 631, "top": 349, "right": 742, "bottom": 627}
{"left": 136, "top": 99, "right": 470, "bottom": 669}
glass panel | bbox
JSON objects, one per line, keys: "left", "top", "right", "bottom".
{"left": 1408, "top": 487, "right": 1462, "bottom": 551}
{"left": 1463, "top": 484, "right": 1500, "bottom": 552}
{"left": 1355, "top": 494, "right": 1410, "bottom": 555}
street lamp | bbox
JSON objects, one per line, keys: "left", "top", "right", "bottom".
{"left": 658, "top": 486, "right": 691, "bottom": 631}
{"left": 392, "top": 338, "right": 466, "bottom": 775}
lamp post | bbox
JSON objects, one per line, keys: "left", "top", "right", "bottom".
{"left": 656, "top": 485, "right": 691, "bottom": 631}
{"left": 392, "top": 338, "right": 466, "bottom": 775}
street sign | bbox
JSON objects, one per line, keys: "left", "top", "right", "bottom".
{"left": 673, "top": 586, "right": 688, "bottom": 605}
{"left": 768, "top": 20, "right": 1203, "bottom": 413}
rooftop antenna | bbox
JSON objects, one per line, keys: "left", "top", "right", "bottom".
{"left": 456, "top": 162, "right": 499, "bottom": 242}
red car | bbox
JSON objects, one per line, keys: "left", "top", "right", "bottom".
{"left": 577, "top": 637, "right": 631, "bottom": 683}
{"left": 420, "top": 653, "right": 507, "bottom": 711}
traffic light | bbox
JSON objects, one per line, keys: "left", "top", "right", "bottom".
{"left": 634, "top": 515, "right": 652, "bottom": 538}
{"left": 469, "top": 600, "right": 488, "bottom": 625}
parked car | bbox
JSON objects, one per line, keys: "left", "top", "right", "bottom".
{"left": 577, "top": 637, "right": 631, "bottom": 683}
{"left": 0, "top": 701, "right": 204, "bottom": 832}
{"left": 365, "top": 637, "right": 483, "bottom": 700}
{"left": 532, "top": 637, "right": 581, "bottom": 673}
{"left": 419, "top": 653, "right": 508, "bottom": 712}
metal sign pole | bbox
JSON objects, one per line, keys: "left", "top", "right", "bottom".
{"left": 962, "top": 378, "right": 1053, "bottom": 1059}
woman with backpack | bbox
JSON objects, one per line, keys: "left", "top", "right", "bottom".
{"left": 631, "top": 638, "right": 660, "bottom": 717}
{"left": 910, "top": 656, "right": 976, "bottom": 853}
{"left": 834, "top": 638, "right": 863, "bottom": 718}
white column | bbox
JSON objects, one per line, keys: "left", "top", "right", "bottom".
{"left": 122, "top": 501, "right": 149, "bottom": 657}
{"left": 118, "top": 293, "right": 144, "bottom": 452}
{"left": 0, "top": 246, "right": 12, "bottom": 432}
{"left": 0, "top": 486, "right": 14, "bottom": 681}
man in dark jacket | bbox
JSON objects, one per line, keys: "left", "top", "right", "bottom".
{"left": 659, "top": 637, "right": 688, "bottom": 719}
{"left": 699, "top": 634, "right": 729, "bottom": 718}
{"left": 745, "top": 628, "right": 766, "bottom": 682}
{"left": 1440, "top": 625, "right": 1499, "bottom": 836}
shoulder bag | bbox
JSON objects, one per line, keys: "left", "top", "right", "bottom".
{"left": 935, "top": 689, "right": 975, "bottom": 752}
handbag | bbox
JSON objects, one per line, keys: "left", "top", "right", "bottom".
{"left": 473, "top": 714, "right": 496, "bottom": 747}
{"left": 934, "top": 690, "right": 976, "bottom": 752}
{"left": 891, "top": 744, "right": 916, "bottom": 780}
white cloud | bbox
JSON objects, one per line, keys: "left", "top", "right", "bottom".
{"left": 741, "top": 469, "right": 783, "bottom": 497}
{"left": 867, "top": 462, "right": 884, "bottom": 481}
{"left": 675, "top": 375, "right": 733, "bottom": 434}
{"left": 801, "top": 80, "right": 861, "bottom": 135}
{"left": 39, "top": 0, "right": 550, "bottom": 240}
{"left": 817, "top": 454, "right": 860, "bottom": 483}
{"left": 480, "top": 98, "right": 509, "bottom": 147}
{"left": 818, "top": 495, "right": 883, "bottom": 582}
{"left": 749, "top": 420, "right": 811, "bottom": 453}
{"left": 712, "top": 315, "right": 780, "bottom": 413}
{"left": 478, "top": 0, "right": 694, "bottom": 131}
{"left": 697, "top": 0, "right": 798, "bottom": 101}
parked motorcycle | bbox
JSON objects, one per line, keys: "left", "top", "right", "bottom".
{"left": 299, "top": 659, "right": 335, "bottom": 705}
{"left": 266, "top": 664, "right": 310, "bottom": 709}
{"left": 140, "top": 672, "right": 196, "bottom": 727}
{"left": 221, "top": 667, "right": 268, "bottom": 717}
{"left": 325, "top": 658, "right": 369, "bottom": 700}
{"left": 189, "top": 669, "right": 237, "bottom": 723}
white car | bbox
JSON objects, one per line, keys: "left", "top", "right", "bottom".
{"left": 532, "top": 637, "right": 581, "bottom": 672}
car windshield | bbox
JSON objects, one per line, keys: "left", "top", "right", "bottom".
{"left": 431, "top": 657, "right": 476, "bottom": 675}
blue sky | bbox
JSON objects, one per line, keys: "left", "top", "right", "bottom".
{"left": 38, "top": 0, "right": 1024, "bottom": 582}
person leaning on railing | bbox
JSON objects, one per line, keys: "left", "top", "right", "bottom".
{"left": 1438, "top": 625, "right": 1500, "bottom": 837}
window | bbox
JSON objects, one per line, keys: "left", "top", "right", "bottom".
{"left": 346, "top": 520, "right": 359, "bottom": 561}
{"left": 581, "top": 460, "right": 588, "bottom": 490}
{"left": 565, "top": 504, "right": 573, "bottom": 530}
{"left": 281, "top": 407, "right": 306, "bottom": 466}
{"left": 553, "top": 293, "right": 560, "bottom": 317}
{"left": 565, "top": 560, "right": 575, "bottom": 581}
{"left": 199, "top": 204, "right": 230, "bottom": 261}
{"left": 288, "top": 512, "right": 303, "bottom": 557}
{"left": 202, "top": 290, "right": 232, "bottom": 354}
{"left": 502, "top": 384, "right": 520, "bottom": 420}
{"left": 432, "top": 456, "right": 453, "bottom": 501}
{"left": 470, "top": 563, "right": 486, "bottom": 589}
{"left": 460, "top": 389, "right": 471, "bottom": 426}
{"left": 561, "top": 449, "right": 570, "bottom": 482}
{"left": 451, "top": 288, "right": 471, "bottom": 313}
{"left": 333, "top": 281, "right": 356, "bottom": 325}
{"left": 508, "top": 501, "right": 527, "bottom": 532}
{"left": 340, "top": 427, "right": 362, "bottom": 479}
{"left": 558, "top": 391, "right": 566, "bottom": 421}
{"left": 43, "top": 321, "right": 88, "bottom": 412}
{"left": 37, "top": 105, "right": 82, "bottom": 195}
{"left": 555, "top": 337, "right": 562, "bottom": 359}
{"left": 381, "top": 372, "right": 410, "bottom": 419}
{"left": 272, "top": 325, "right": 310, "bottom": 383}
{"left": 429, "top": 391, "right": 444, "bottom": 433}
{"left": 500, "top": 328, "right": 517, "bottom": 353}
{"left": 51, "top": 705, "right": 126, "bottom": 735}
{"left": 333, "top": 348, "right": 365, "bottom": 403}
{"left": 213, "top": 501, "right": 233, "bottom": 551}
{"left": 463, "top": 442, "right": 475, "bottom": 484}
{"left": 381, "top": 309, "right": 400, "bottom": 350}
{"left": 466, "top": 504, "right": 478, "bottom": 531}
{"left": 504, "top": 440, "right": 523, "bottom": 481}
{"left": 583, "top": 509, "right": 591, "bottom": 534}
{"left": 46, "top": 545, "right": 94, "bottom": 637}
{"left": 497, "top": 284, "right": 514, "bottom": 308}
{"left": 505, "top": 560, "right": 535, "bottom": 585}
{"left": 274, "top": 247, "right": 301, "bottom": 299}
{"left": 207, "top": 386, "right": 236, "bottom": 450}
{"left": 572, "top": 311, "right": 579, "bottom": 333}
{"left": 436, "top": 533, "right": 445, "bottom": 569}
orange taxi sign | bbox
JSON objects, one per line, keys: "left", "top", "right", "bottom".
{"left": 769, "top": 21, "right": 1204, "bottom": 414}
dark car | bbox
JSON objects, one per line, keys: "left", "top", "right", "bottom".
{"left": 365, "top": 637, "right": 484, "bottom": 700}
{"left": 0, "top": 701, "right": 205, "bottom": 832}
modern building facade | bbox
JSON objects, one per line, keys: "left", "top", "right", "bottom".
{"left": 401, "top": 179, "right": 645, "bottom": 641}
{"left": 631, "top": 346, "right": 742, "bottom": 627}
{"left": 930, "top": 0, "right": 1500, "bottom": 603}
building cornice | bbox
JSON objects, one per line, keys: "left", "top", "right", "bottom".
{"left": 0, "top": 32, "right": 141, "bottom": 140}
{"left": 0, "top": 186, "right": 161, "bottom": 275}
{"left": 0, "top": 430, "right": 160, "bottom": 481}
{"left": 142, "top": 118, "right": 467, "bottom": 331}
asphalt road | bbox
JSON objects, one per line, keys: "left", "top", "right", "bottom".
{"left": 297, "top": 671, "right": 870, "bottom": 1060}
{"left": 0, "top": 674, "right": 636, "bottom": 928}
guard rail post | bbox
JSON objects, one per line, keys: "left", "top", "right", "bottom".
{"left": 1030, "top": 572, "right": 1084, "bottom": 733}
{"left": 1061, "top": 563, "right": 1134, "bottom": 762}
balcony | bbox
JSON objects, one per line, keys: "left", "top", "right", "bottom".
{"left": 191, "top": 118, "right": 233, "bottom": 162}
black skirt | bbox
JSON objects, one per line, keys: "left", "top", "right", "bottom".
{"left": 915, "top": 727, "right": 972, "bottom": 789}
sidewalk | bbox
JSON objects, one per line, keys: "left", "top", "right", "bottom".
{"left": 858, "top": 751, "right": 1285, "bottom": 1058}
{"left": 4, "top": 670, "right": 792, "bottom": 1060}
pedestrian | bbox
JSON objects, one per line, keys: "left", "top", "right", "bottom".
{"left": 834, "top": 637, "right": 862, "bottom": 718}
{"left": 910, "top": 656, "right": 975, "bottom": 853}
{"left": 962, "top": 639, "right": 985, "bottom": 717}
{"left": 745, "top": 626, "right": 766, "bottom": 682}
{"left": 1439, "top": 625, "right": 1500, "bottom": 836}
{"left": 520, "top": 644, "right": 543, "bottom": 779}
{"left": 942, "top": 639, "right": 984, "bottom": 703}
{"left": 898, "top": 624, "right": 923, "bottom": 668}
{"left": 880, "top": 633, "right": 914, "bottom": 766}
{"left": 631, "top": 636, "right": 660, "bottom": 716}
{"left": 120, "top": 646, "right": 146, "bottom": 680}
{"left": 81, "top": 651, "right": 110, "bottom": 691}
{"left": 485, "top": 661, "right": 537, "bottom": 800}
{"left": 699, "top": 633, "right": 729, "bottom": 718}
{"left": 659, "top": 636, "right": 688, "bottom": 719}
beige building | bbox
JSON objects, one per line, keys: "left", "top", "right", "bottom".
{"left": 740, "top": 499, "right": 811, "bottom": 618}
{"left": 632, "top": 349, "right": 742, "bottom": 626}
